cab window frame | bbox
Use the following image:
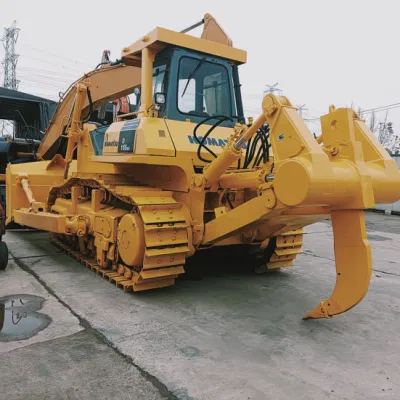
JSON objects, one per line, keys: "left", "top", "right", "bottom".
{"left": 152, "top": 60, "right": 170, "bottom": 116}
{"left": 176, "top": 56, "right": 233, "bottom": 119}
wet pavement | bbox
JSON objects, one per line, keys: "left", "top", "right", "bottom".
{"left": 0, "top": 254, "right": 167, "bottom": 399}
{"left": 0, "top": 294, "right": 51, "bottom": 341}
{"left": 0, "top": 329, "right": 167, "bottom": 400}
{"left": 1, "top": 211, "right": 400, "bottom": 399}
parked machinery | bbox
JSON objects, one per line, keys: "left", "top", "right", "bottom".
{"left": 0, "top": 204, "right": 8, "bottom": 270}
{"left": 5, "top": 14, "right": 400, "bottom": 318}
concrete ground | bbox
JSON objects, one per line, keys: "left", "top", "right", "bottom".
{"left": 1, "top": 211, "right": 399, "bottom": 400}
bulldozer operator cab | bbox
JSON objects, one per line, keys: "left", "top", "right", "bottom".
{"left": 89, "top": 20, "right": 248, "bottom": 159}
{"left": 150, "top": 47, "right": 241, "bottom": 127}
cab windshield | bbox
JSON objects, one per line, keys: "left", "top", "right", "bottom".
{"left": 178, "top": 57, "right": 232, "bottom": 118}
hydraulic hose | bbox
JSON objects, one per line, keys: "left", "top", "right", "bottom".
{"left": 193, "top": 115, "right": 233, "bottom": 163}
{"left": 82, "top": 89, "right": 93, "bottom": 123}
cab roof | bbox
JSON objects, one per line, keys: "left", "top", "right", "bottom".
{"left": 121, "top": 15, "right": 247, "bottom": 67}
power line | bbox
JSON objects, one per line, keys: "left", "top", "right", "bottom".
{"left": 17, "top": 74, "right": 70, "bottom": 85}
{"left": 0, "top": 74, "right": 69, "bottom": 93}
{"left": 19, "top": 81, "right": 68, "bottom": 91}
{"left": 17, "top": 74, "right": 73, "bottom": 84}
{"left": 19, "top": 54, "right": 86, "bottom": 73}
{"left": 302, "top": 102, "right": 400, "bottom": 128}
{"left": 18, "top": 66, "right": 80, "bottom": 78}
{"left": 16, "top": 70, "right": 73, "bottom": 80}
{"left": 360, "top": 102, "right": 400, "bottom": 115}
{"left": 18, "top": 43, "right": 92, "bottom": 67}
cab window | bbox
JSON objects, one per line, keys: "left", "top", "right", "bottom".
{"left": 178, "top": 57, "right": 232, "bottom": 118}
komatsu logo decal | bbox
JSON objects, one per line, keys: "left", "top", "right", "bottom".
{"left": 187, "top": 135, "right": 247, "bottom": 149}
{"left": 118, "top": 120, "right": 138, "bottom": 153}
{"left": 102, "top": 121, "right": 138, "bottom": 154}
{"left": 188, "top": 135, "right": 228, "bottom": 147}
{"left": 118, "top": 131, "right": 135, "bottom": 153}
{"left": 104, "top": 134, "right": 118, "bottom": 148}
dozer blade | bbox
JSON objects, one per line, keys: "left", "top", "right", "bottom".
{"left": 303, "top": 210, "right": 372, "bottom": 319}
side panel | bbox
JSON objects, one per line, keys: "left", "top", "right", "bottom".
{"left": 165, "top": 118, "right": 233, "bottom": 158}
{"left": 78, "top": 126, "right": 116, "bottom": 174}
{"left": 135, "top": 118, "right": 175, "bottom": 156}
{"left": 92, "top": 117, "right": 241, "bottom": 164}
{"left": 97, "top": 118, "right": 176, "bottom": 157}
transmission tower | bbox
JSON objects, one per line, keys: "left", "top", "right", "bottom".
{"left": 1, "top": 21, "right": 20, "bottom": 137}
{"left": 1, "top": 20, "right": 20, "bottom": 89}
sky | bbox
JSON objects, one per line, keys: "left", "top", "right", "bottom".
{"left": 0, "top": 0, "right": 399, "bottom": 135}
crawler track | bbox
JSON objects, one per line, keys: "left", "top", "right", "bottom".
{"left": 51, "top": 180, "right": 190, "bottom": 292}
{"left": 51, "top": 200, "right": 189, "bottom": 293}
{"left": 51, "top": 228, "right": 304, "bottom": 292}
{"left": 253, "top": 229, "right": 304, "bottom": 273}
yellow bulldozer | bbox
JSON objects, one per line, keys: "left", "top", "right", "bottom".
{"left": 5, "top": 14, "right": 400, "bottom": 319}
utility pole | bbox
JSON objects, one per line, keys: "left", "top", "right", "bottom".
{"left": 1, "top": 20, "right": 20, "bottom": 137}
{"left": 297, "top": 104, "right": 307, "bottom": 117}
{"left": 264, "top": 83, "right": 282, "bottom": 97}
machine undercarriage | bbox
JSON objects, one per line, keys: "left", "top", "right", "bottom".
{"left": 18, "top": 175, "right": 304, "bottom": 292}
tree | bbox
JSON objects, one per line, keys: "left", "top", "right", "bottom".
{"left": 354, "top": 105, "right": 399, "bottom": 154}
{"left": 378, "top": 121, "right": 400, "bottom": 154}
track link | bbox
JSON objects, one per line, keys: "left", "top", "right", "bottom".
{"left": 267, "top": 229, "right": 304, "bottom": 269}
{"left": 254, "top": 229, "right": 304, "bottom": 273}
{"left": 127, "top": 201, "right": 189, "bottom": 291}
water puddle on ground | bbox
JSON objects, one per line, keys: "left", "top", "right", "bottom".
{"left": 0, "top": 294, "right": 51, "bottom": 342}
